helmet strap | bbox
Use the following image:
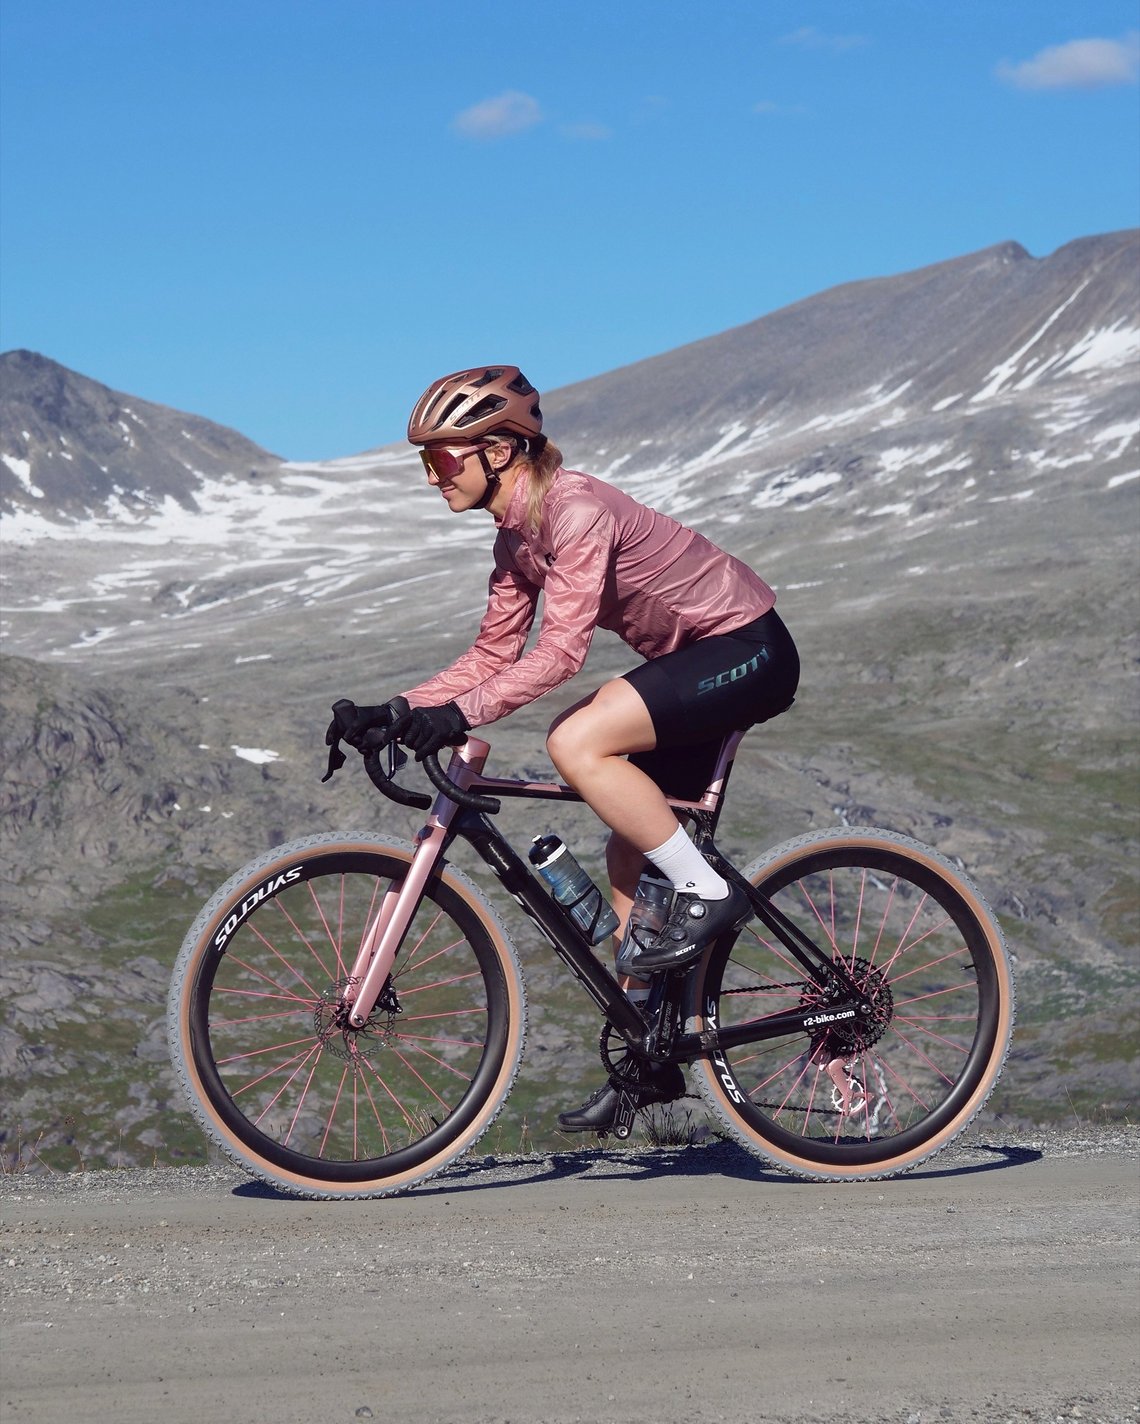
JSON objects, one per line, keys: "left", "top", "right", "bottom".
{"left": 473, "top": 449, "right": 501, "bottom": 510}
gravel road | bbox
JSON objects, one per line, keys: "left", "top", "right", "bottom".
{"left": 2, "top": 1127, "right": 1137, "bottom": 1424}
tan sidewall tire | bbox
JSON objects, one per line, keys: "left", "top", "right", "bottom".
{"left": 167, "top": 834, "right": 526, "bottom": 1198}
{"left": 690, "top": 828, "right": 1014, "bottom": 1181}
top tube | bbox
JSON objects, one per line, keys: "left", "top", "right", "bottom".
{"left": 447, "top": 729, "right": 747, "bottom": 818}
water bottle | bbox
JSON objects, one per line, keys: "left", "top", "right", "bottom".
{"left": 615, "top": 869, "right": 674, "bottom": 974}
{"left": 529, "top": 834, "right": 619, "bottom": 945}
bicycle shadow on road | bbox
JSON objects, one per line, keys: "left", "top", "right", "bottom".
{"left": 232, "top": 1138, "right": 1043, "bottom": 1201}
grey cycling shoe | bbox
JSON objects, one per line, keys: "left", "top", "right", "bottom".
{"left": 556, "top": 1065, "right": 686, "bottom": 1132}
{"left": 624, "top": 882, "right": 753, "bottom": 974}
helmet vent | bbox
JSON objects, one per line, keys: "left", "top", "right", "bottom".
{"left": 458, "top": 395, "right": 507, "bottom": 427}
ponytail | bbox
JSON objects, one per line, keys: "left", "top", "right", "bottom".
{"left": 521, "top": 437, "right": 564, "bottom": 534}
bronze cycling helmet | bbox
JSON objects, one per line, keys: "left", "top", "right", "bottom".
{"left": 407, "top": 365, "right": 543, "bottom": 447}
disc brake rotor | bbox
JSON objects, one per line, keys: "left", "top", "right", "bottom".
{"left": 314, "top": 977, "right": 401, "bottom": 1062}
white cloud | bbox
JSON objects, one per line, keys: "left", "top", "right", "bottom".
{"left": 558, "top": 121, "right": 612, "bottom": 141}
{"left": 452, "top": 91, "right": 543, "bottom": 140}
{"left": 778, "top": 26, "right": 867, "bottom": 52}
{"left": 996, "top": 32, "right": 1140, "bottom": 90}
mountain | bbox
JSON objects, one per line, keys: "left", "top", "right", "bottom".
{"left": 1, "top": 231, "right": 1137, "bottom": 1170}
{"left": 0, "top": 350, "right": 280, "bottom": 518}
{"left": 544, "top": 231, "right": 1139, "bottom": 464}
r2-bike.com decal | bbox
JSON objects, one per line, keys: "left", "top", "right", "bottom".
{"left": 213, "top": 867, "right": 304, "bottom": 951}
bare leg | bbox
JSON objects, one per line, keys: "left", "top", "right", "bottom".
{"left": 548, "top": 678, "right": 677, "bottom": 992}
{"left": 546, "top": 678, "right": 679, "bottom": 850}
{"left": 606, "top": 829, "right": 651, "bottom": 991}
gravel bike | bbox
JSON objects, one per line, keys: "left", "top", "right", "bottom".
{"left": 167, "top": 707, "right": 1014, "bottom": 1199}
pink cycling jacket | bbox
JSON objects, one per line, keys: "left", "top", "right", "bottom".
{"left": 402, "top": 468, "right": 775, "bottom": 729}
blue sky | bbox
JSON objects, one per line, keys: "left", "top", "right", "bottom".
{"left": 2, "top": 1, "right": 1138, "bottom": 460}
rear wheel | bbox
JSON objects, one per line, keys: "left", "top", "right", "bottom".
{"left": 168, "top": 834, "right": 526, "bottom": 1198}
{"left": 691, "top": 828, "right": 1014, "bottom": 1180}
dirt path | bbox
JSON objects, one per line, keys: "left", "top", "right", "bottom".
{"left": 2, "top": 1132, "right": 1138, "bottom": 1424}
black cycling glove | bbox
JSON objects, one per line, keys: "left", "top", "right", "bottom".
{"left": 402, "top": 702, "right": 470, "bottom": 760}
{"left": 325, "top": 697, "right": 412, "bottom": 751}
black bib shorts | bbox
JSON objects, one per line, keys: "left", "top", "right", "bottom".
{"left": 621, "top": 608, "right": 800, "bottom": 800}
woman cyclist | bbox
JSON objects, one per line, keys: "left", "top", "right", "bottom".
{"left": 336, "top": 365, "right": 799, "bottom": 1131}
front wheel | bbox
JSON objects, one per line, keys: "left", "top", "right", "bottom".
{"left": 167, "top": 834, "right": 526, "bottom": 1198}
{"left": 690, "top": 828, "right": 1014, "bottom": 1180}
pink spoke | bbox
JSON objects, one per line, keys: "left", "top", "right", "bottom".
{"left": 849, "top": 869, "right": 867, "bottom": 968}
{"left": 796, "top": 880, "right": 841, "bottom": 957}
{"left": 357, "top": 1057, "right": 429, "bottom": 1131}
{"left": 245, "top": 919, "right": 323, "bottom": 999}
{"left": 394, "top": 932, "right": 468, "bottom": 980}
{"left": 387, "top": 1047, "right": 458, "bottom": 1109}
{"left": 250, "top": 1043, "right": 322, "bottom": 1126}
{"left": 222, "top": 952, "right": 313, "bottom": 1004}
{"left": 865, "top": 877, "right": 898, "bottom": 970}
{"left": 889, "top": 945, "right": 972, "bottom": 984}
{"left": 214, "top": 983, "right": 314, "bottom": 1006}
{"left": 853, "top": 1058, "right": 873, "bottom": 1141}
{"left": 354, "top": 1062, "right": 394, "bottom": 1153}
{"left": 399, "top": 971, "right": 483, "bottom": 996}
{"left": 319, "top": 1062, "right": 352, "bottom": 1155}
{"left": 303, "top": 878, "right": 348, "bottom": 979}
{"left": 768, "top": 1051, "right": 817, "bottom": 1119}
{"left": 212, "top": 1007, "right": 310, "bottom": 1029}
{"left": 261, "top": 892, "right": 336, "bottom": 982}
{"left": 224, "top": 1045, "right": 315, "bottom": 1100}
{"left": 858, "top": 1057, "right": 904, "bottom": 1132}
{"left": 893, "top": 1017, "right": 972, "bottom": 1055}
{"left": 216, "top": 1034, "right": 316, "bottom": 1067}
{"left": 893, "top": 981, "right": 975, "bottom": 1009}
{"left": 731, "top": 924, "right": 808, "bottom": 984}
{"left": 800, "top": 1059, "right": 822, "bottom": 1135}
{"left": 357, "top": 879, "right": 385, "bottom": 960}
{"left": 392, "top": 1042, "right": 474, "bottom": 1082}
{"left": 392, "top": 1032, "right": 483, "bottom": 1050}
{"left": 883, "top": 1023, "right": 956, "bottom": 1088}
{"left": 872, "top": 892, "right": 932, "bottom": 978}
{"left": 397, "top": 907, "right": 450, "bottom": 970}
{"left": 873, "top": 1047, "right": 934, "bottom": 1112}
{"left": 880, "top": 910, "right": 956, "bottom": 977}
{"left": 398, "top": 1006, "right": 488, "bottom": 1024}
{"left": 283, "top": 1053, "right": 325, "bottom": 1146}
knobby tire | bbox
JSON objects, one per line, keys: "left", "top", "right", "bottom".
{"left": 167, "top": 834, "right": 526, "bottom": 1199}
{"left": 689, "top": 827, "right": 1014, "bottom": 1180}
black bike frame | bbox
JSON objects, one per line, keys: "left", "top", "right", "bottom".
{"left": 401, "top": 737, "right": 871, "bottom": 1064}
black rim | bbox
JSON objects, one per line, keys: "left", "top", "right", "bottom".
{"left": 702, "top": 843, "right": 1002, "bottom": 1167}
{"left": 186, "top": 850, "right": 511, "bottom": 1183}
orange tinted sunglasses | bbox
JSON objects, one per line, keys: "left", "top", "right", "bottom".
{"left": 419, "top": 442, "right": 489, "bottom": 480}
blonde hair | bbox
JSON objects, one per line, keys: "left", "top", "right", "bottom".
{"left": 519, "top": 438, "right": 564, "bottom": 533}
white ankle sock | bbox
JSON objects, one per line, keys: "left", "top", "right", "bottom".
{"left": 646, "top": 825, "right": 729, "bottom": 900}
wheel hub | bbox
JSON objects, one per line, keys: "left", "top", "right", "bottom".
{"left": 314, "top": 977, "right": 401, "bottom": 1061}
{"left": 801, "top": 957, "right": 894, "bottom": 1054}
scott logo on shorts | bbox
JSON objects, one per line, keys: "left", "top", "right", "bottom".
{"left": 696, "top": 646, "right": 769, "bottom": 695}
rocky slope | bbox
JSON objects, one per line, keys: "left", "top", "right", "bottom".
{"left": 0, "top": 349, "right": 280, "bottom": 518}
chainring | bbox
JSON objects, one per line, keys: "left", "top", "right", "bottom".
{"left": 598, "top": 1020, "right": 655, "bottom": 1093}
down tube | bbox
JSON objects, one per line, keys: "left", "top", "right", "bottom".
{"left": 459, "top": 814, "right": 645, "bottom": 1040}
